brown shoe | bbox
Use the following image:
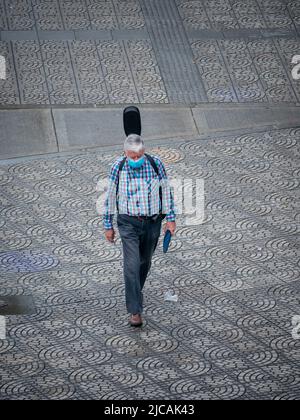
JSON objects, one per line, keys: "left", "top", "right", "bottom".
{"left": 130, "top": 314, "right": 143, "bottom": 327}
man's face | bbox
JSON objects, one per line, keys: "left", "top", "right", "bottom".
{"left": 125, "top": 150, "right": 145, "bottom": 161}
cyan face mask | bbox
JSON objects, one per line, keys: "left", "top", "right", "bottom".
{"left": 128, "top": 156, "right": 145, "bottom": 170}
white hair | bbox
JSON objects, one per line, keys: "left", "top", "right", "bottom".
{"left": 124, "top": 134, "right": 145, "bottom": 153}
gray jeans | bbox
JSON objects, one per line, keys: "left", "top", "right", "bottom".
{"left": 117, "top": 214, "right": 162, "bottom": 315}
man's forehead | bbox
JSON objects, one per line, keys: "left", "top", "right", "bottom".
{"left": 126, "top": 150, "right": 145, "bottom": 157}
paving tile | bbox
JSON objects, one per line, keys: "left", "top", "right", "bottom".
{"left": 0, "top": 109, "right": 58, "bottom": 158}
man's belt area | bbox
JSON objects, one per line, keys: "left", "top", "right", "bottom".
{"left": 125, "top": 214, "right": 162, "bottom": 222}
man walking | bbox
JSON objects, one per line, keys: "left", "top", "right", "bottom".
{"left": 103, "top": 134, "right": 176, "bottom": 327}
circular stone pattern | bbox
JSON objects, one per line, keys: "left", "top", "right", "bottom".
{"left": 0, "top": 251, "right": 60, "bottom": 273}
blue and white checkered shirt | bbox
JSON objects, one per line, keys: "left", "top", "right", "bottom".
{"left": 103, "top": 155, "right": 176, "bottom": 230}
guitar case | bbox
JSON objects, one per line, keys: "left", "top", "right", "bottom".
{"left": 123, "top": 106, "right": 142, "bottom": 136}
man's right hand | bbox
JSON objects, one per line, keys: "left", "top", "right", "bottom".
{"left": 105, "top": 229, "right": 115, "bottom": 243}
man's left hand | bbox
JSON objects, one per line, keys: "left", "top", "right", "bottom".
{"left": 164, "top": 221, "right": 176, "bottom": 236}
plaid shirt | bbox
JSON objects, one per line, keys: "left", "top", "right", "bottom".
{"left": 103, "top": 155, "right": 176, "bottom": 230}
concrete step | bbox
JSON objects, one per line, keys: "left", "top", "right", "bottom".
{"left": 0, "top": 104, "right": 299, "bottom": 160}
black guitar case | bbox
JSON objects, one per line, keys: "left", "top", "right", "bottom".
{"left": 123, "top": 106, "right": 142, "bottom": 136}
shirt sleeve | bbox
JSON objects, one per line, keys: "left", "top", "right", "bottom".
{"left": 103, "top": 158, "right": 123, "bottom": 230}
{"left": 154, "top": 157, "right": 176, "bottom": 222}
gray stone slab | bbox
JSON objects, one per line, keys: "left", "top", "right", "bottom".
{"left": 53, "top": 106, "right": 198, "bottom": 152}
{"left": 187, "top": 29, "right": 224, "bottom": 40}
{"left": 37, "top": 31, "right": 75, "bottom": 41}
{"left": 53, "top": 108, "right": 124, "bottom": 152}
{"left": 192, "top": 105, "right": 300, "bottom": 133}
{"left": 222, "top": 29, "right": 263, "bottom": 39}
{"left": 0, "top": 30, "right": 38, "bottom": 40}
{"left": 111, "top": 29, "right": 149, "bottom": 40}
{"left": 141, "top": 107, "right": 199, "bottom": 139}
{"left": 0, "top": 109, "right": 58, "bottom": 159}
{"left": 261, "top": 29, "right": 298, "bottom": 38}
{"left": 74, "top": 30, "right": 112, "bottom": 41}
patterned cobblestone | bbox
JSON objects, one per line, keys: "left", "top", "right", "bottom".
{"left": 191, "top": 37, "right": 300, "bottom": 103}
{"left": 0, "top": 39, "right": 168, "bottom": 105}
{"left": 0, "top": 128, "right": 299, "bottom": 400}
{"left": 0, "top": 0, "right": 299, "bottom": 105}
{"left": 177, "top": 0, "right": 299, "bottom": 31}
{"left": 0, "top": 0, "right": 145, "bottom": 31}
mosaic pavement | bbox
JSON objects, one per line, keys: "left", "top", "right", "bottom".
{"left": 0, "top": 0, "right": 300, "bottom": 105}
{"left": 0, "top": 127, "right": 299, "bottom": 400}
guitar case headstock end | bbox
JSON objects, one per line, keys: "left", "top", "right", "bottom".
{"left": 123, "top": 106, "right": 142, "bottom": 137}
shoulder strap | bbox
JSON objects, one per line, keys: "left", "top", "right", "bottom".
{"left": 116, "top": 157, "right": 126, "bottom": 212}
{"left": 116, "top": 157, "right": 127, "bottom": 189}
{"left": 118, "top": 157, "right": 127, "bottom": 173}
{"left": 145, "top": 154, "right": 160, "bottom": 178}
{"left": 145, "top": 154, "right": 163, "bottom": 214}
